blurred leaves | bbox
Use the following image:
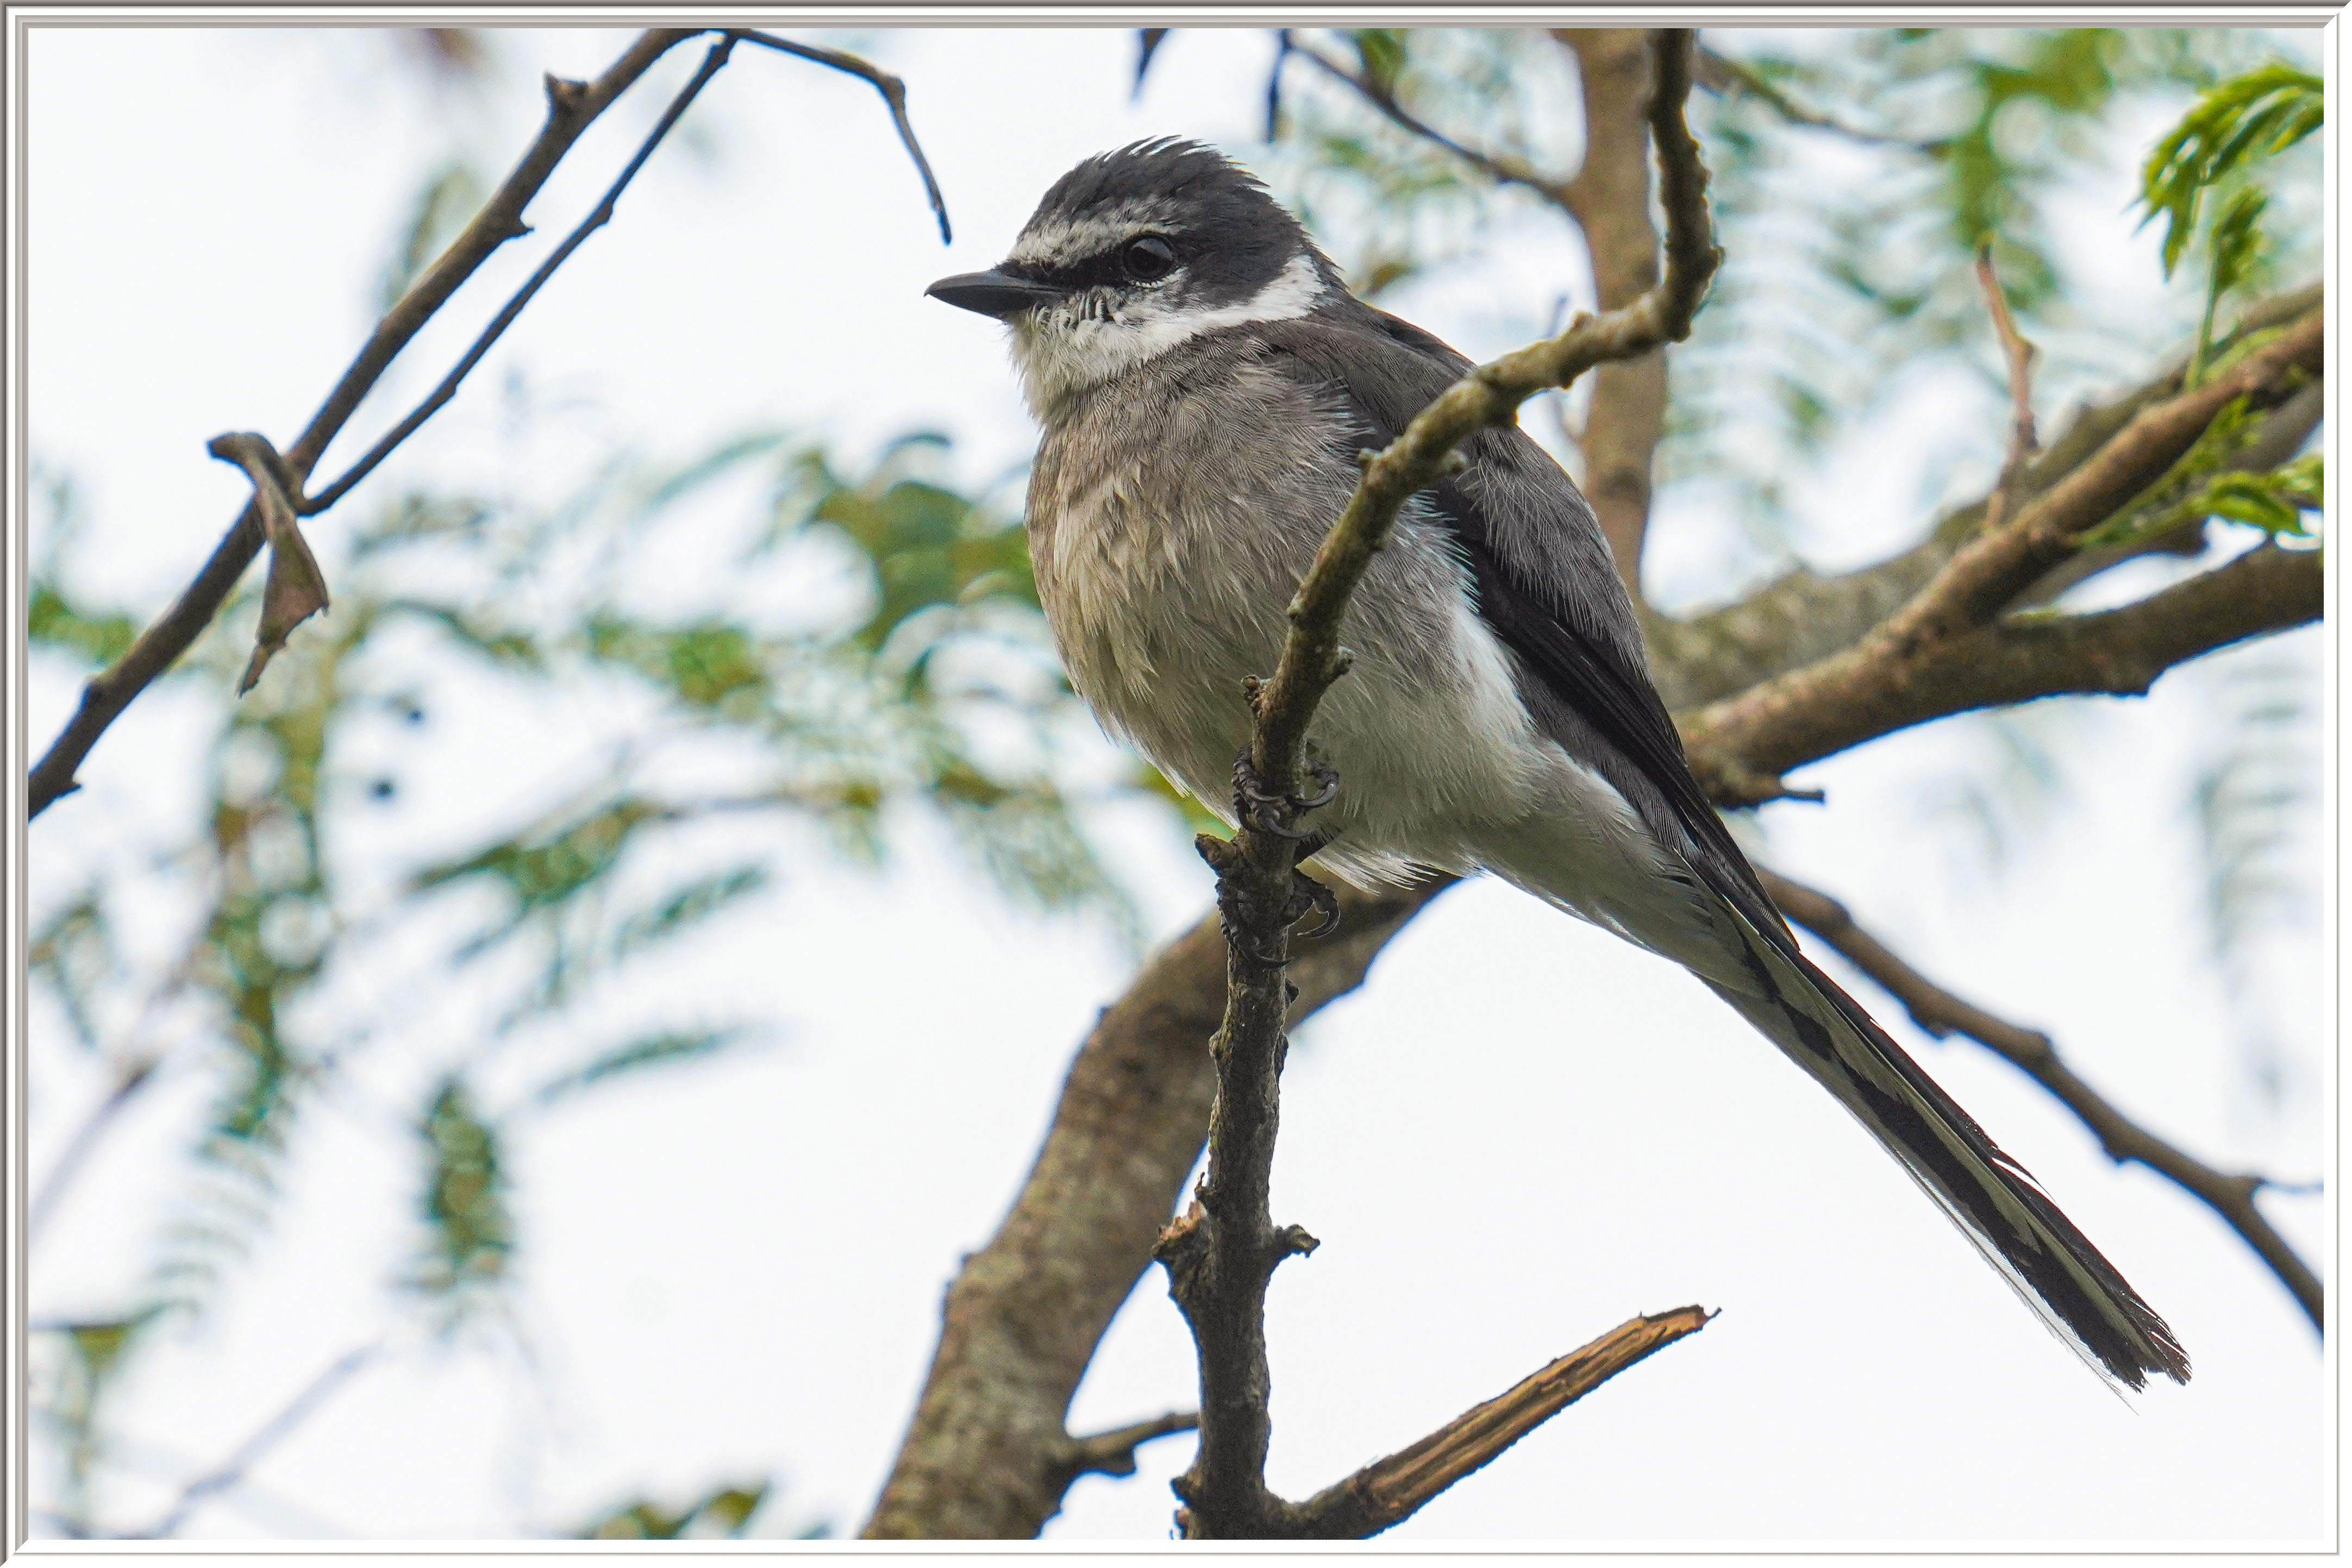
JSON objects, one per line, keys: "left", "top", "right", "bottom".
{"left": 578, "top": 1482, "right": 772, "bottom": 1540}
{"left": 1258, "top": 29, "right": 1529, "bottom": 300}
{"left": 531, "top": 1027, "right": 755, "bottom": 1106}
{"left": 380, "top": 159, "right": 489, "bottom": 311}
{"left": 29, "top": 890, "right": 115, "bottom": 1052}
{"left": 29, "top": 584, "right": 138, "bottom": 670}
{"left": 1656, "top": 28, "right": 2304, "bottom": 571}
{"left": 411, "top": 1077, "right": 512, "bottom": 1313}
{"left": 2188, "top": 647, "right": 2322, "bottom": 1108}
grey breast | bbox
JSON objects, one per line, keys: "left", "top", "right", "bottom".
{"left": 1024, "top": 325, "right": 1538, "bottom": 868}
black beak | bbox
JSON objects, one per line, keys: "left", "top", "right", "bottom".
{"left": 926, "top": 269, "right": 1063, "bottom": 319}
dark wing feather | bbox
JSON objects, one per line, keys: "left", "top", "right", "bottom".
{"left": 1254, "top": 309, "right": 1790, "bottom": 944}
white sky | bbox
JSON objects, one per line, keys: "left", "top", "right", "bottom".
{"left": 17, "top": 21, "right": 2333, "bottom": 1548}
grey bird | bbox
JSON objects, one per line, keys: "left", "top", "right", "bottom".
{"left": 927, "top": 137, "right": 2189, "bottom": 1392}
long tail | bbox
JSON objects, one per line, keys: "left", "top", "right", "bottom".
{"left": 1704, "top": 906, "right": 2190, "bottom": 1391}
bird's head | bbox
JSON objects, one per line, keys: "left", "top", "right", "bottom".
{"left": 927, "top": 138, "right": 1341, "bottom": 418}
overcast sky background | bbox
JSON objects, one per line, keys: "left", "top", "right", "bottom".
{"left": 20, "top": 22, "right": 2331, "bottom": 1545}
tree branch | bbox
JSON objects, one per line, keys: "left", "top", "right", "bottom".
{"left": 1166, "top": 30, "right": 1715, "bottom": 1540}
{"left": 1288, "top": 1308, "right": 1712, "bottom": 1538}
{"left": 1047, "top": 1412, "right": 1200, "bottom": 1488}
{"left": 1641, "top": 280, "right": 2323, "bottom": 713}
{"left": 861, "top": 880, "right": 1452, "bottom": 1539}
{"left": 1679, "top": 311, "right": 2322, "bottom": 802}
{"left": 27, "top": 1059, "right": 160, "bottom": 1243}
{"left": 24, "top": 29, "right": 695, "bottom": 818}
{"left": 1759, "top": 869, "right": 2322, "bottom": 1329}
{"left": 1685, "top": 541, "right": 2320, "bottom": 805}
{"left": 297, "top": 32, "right": 746, "bottom": 516}
{"left": 1552, "top": 30, "right": 1672, "bottom": 592}
{"left": 28, "top": 27, "right": 951, "bottom": 820}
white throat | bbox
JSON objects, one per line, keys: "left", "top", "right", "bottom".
{"left": 1007, "top": 253, "right": 1328, "bottom": 421}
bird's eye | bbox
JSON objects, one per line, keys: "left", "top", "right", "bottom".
{"left": 1121, "top": 235, "right": 1176, "bottom": 283}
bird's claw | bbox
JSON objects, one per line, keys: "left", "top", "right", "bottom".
{"left": 1232, "top": 752, "right": 1340, "bottom": 841}
{"left": 1287, "top": 868, "right": 1342, "bottom": 942}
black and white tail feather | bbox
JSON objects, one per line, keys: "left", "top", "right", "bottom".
{"left": 1706, "top": 904, "right": 2191, "bottom": 1391}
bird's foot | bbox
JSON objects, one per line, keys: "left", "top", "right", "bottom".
{"left": 1231, "top": 752, "right": 1340, "bottom": 841}
{"left": 1211, "top": 865, "right": 1339, "bottom": 961}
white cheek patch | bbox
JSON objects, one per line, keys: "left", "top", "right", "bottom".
{"left": 1009, "top": 253, "right": 1329, "bottom": 418}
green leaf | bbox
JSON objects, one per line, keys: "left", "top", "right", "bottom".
{"left": 29, "top": 890, "right": 112, "bottom": 1051}
{"left": 2088, "top": 444, "right": 2322, "bottom": 550}
{"left": 587, "top": 617, "right": 770, "bottom": 709}
{"left": 2138, "top": 61, "right": 2322, "bottom": 278}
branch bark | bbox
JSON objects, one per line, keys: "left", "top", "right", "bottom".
{"left": 1553, "top": 29, "right": 1669, "bottom": 591}
{"left": 1760, "top": 869, "right": 2322, "bottom": 1329}
{"left": 1288, "top": 1307, "right": 1712, "bottom": 1538}
{"left": 1685, "top": 541, "right": 2321, "bottom": 805}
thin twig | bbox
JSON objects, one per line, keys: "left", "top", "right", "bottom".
{"left": 1287, "top": 36, "right": 1579, "bottom": 214}
{"left": 1047, "top": 1411, "right": 1200, "bottom": 1486}
{"left": 1265, "top": 29, "right": 1292, "bottom": 142}
{"left": 1291, "top": 1308, "right": 1712, "bottom": 1538}
{"left": 28, "top": 1059, "right": 161, "bottom": 1242}
{"left": 1164, "top": 31, "right": 1716, "bottom": 1541}
{"left": 134, "top": 1339, "right": 389, "bottom": 1538}
{"left": 1974, "top": 245, "right": 2041, "bottom": 533}
{"left": 732, "top": 30, "right": 950, "bottom": 244}
{"left": 300, "top": 33, "right": 742, "bottom": 515}
{"left": 1759, "top": 868, "right": 2322, "bottom": 1329}
{"left": 1694, "top": 45, "right": 1944, "bottom": 153}
{"left": 26, "top": 29, "right": 699, "bottom": 818}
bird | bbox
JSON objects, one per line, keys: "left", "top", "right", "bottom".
{"left": 925, "top": 137, "right": 2189, "bottom": 1392}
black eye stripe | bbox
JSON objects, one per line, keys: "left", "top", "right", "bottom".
{"left": 1009, "top": 234, "right": 1181, "bottom": 291}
